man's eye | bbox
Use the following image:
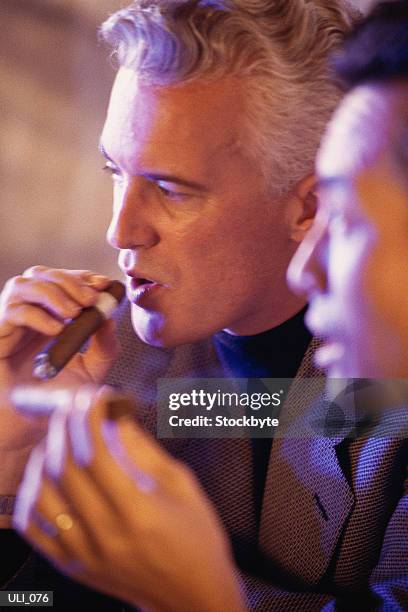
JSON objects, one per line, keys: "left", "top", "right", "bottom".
{"left": 102, "top": 162, "right": 121, "bottom": 178}
{"left": 157, "top": 183, "right": 188, "bottom": 202}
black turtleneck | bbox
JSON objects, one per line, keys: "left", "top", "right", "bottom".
{"left": 213, "top": 305, "right": 311, "bottom": 379}
{"left": 213, "top": 306, "right": 312, "bottom": 519}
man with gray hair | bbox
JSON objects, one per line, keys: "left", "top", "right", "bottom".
{"left": 0, "top": 1, "right": 380, "bottom": 610}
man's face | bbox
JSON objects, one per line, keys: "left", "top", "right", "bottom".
{"left": 288, "top": 82, "right": 408, "bottom": 377}
{"left": 101, "top": 68, "right": 301, "bottom": 347}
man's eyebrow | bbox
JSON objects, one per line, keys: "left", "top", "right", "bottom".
{"left": 98, "top": 142, "right": 209, "bottom": 192}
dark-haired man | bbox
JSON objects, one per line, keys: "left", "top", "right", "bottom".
{"left": 289, "top": 0, "right": 408, "bottom": 379}
{"left": 288, "top": 3, "right": 408, "bottom": 606}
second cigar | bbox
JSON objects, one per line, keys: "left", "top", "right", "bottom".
{"left": 33, "top": 280, "right": 126, "bottom": 380}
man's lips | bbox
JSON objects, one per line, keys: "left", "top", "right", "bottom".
{"left": 130, "top": 277, "right": 158, "bottom": 288}
{"left": 123, "top": 270, "right": 167, "bottom": 287}
{"left": 123, "top": 272, "right": 169, "bottom": 306}
{"left": 305, "top": 304, "right": 346, "bottom": 370}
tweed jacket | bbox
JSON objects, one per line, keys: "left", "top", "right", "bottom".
{"left": 103, "top": 303, "right": 408, "bottom": 611}
{"left": 4, "top": 303, "right": 407, "bottom": 611}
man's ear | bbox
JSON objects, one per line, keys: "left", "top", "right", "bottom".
{"left": 286, "top": 174, "right": 318, "bottom": 243}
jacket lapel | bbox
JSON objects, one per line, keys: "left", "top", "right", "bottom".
{"left": 109, "top": 308, "right": 355, "bottom": 584}
{"left": 259, "top": 340, "right": 355, "bottom": 586}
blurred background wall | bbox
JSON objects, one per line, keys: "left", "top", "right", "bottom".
{"left": 1, "top": 0, "right": 123, "bottom": 286}
{"left": 0, "top": 0, "right": 372, "bottom": 288}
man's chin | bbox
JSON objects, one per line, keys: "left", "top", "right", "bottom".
{"left": 326, "top": 359, "right": 369, "bottom": 379}
{"left": 130, "top": 305, "right": 191, "bottom": 348}
{"left": 130, "top": 306, "right": 164, "bottom": 346}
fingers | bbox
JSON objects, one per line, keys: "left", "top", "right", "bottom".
{"left": 115, "top": 413, "right": 182, "bottom": 488}
{"left": 70, "top": 386, "right": 157, "bottom": 495}
{"left": 82, "top": 319, "right": 120, "bottom": 381}
{"left": 33, "top": 479, "right": 98, "bottom": 566}
{"left": 0, "top": 266, "right": 112, "bottom": 358}
{"left": 88, "top": 387, "right": 166, "bottom": 482}
{"left": 13, "top": 384, "right": 167, "bottom": 491}
{"left": 13, "top": 442, "right": 47, "bottom": 533}
{"left": 5, "top": 304, "right": 65, "bottom": 336}
{"left": 8, "top": 278, "right": 86, "bottom": 320}
{"left": 14, "top": 419, "right": 105, "bottom": 568}
{"left": 14, "top": 384, "right": 174, "bottom": 539}
{"left": 57, "top": 386, "right": 164, "bottom": 513}
{"left": 14, "top": 443, "right": 94, "bottom": 573}
{"left": 21, "top": 266, "right": 111, "bottom": 307}
{"left": 32, "top": 386, "right": 143, "bottom": 532}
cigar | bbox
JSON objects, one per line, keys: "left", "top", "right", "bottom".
{"left": 11, "top": 385, "right": 135, "bottom": 420}
{"left": 32, "top": 280, "right": 126, "bottom": 380}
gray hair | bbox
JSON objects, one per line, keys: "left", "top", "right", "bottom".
{"left": 101, "top": 0, "right": 358, "bottom": 196}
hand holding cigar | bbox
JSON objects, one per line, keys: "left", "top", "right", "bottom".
{"left": 33, "top": 280, "right": 125, "bottom": 380}
{"left": 0, "top": 267, "right": 125, "bottom": 457}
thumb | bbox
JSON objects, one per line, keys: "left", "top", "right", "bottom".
{"left": 82, "top": 319, "right": 119, "bottom": 381}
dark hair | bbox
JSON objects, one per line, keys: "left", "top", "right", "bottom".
{"left": 333, "top": 0, "right": 408, "bottom": 88}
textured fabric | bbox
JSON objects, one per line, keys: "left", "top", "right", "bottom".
{"left": 106, "top": 304, "right": 408, "bottom": 610}
{"left": 5, "top": 302, "right": 408, "bottom": 610}
{"left": 213, "top": 306, "right": 312, "bottom": 524}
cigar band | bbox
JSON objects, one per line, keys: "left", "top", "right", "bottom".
{"left": 95, "top": 291, "right": 119, "bottom": 319}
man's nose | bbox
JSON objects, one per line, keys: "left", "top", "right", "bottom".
{"left": 287, "top": 218, "right": 328, "bottom": 298}
{"left": 106, "top": 180, "right": 159, "bottom": 250}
